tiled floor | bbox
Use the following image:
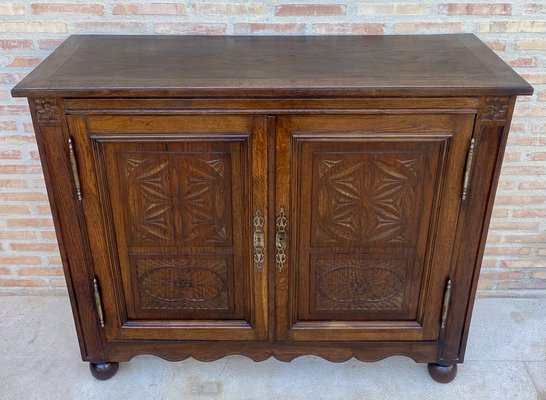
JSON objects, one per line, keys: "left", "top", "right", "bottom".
{"left": 0, "top": 296, "right": 545, "bottom": 400}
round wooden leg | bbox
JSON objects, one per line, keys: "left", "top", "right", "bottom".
{"left": 89, "top": 362, "right": 119, "bottom": 380}
{"left": 427, "top": 363, "right": 457, "bottom": 383}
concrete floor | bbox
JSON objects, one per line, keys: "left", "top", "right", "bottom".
{"left": 0, "top": 296, "right": 545, "bottom": 400}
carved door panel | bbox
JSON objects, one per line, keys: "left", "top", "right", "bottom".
{"left": 67, "top": 114, "right": 268, "bottom": 341}
{"left": 275, "top": 114, "right": 475, "bottom": 341}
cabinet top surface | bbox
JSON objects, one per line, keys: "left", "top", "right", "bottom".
{"left": 12, "top": 34, "right": 532, "bottom": 98}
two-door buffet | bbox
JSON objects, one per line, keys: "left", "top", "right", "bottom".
{"left": 11, "top": 34, "right": 533, "bottom": 382}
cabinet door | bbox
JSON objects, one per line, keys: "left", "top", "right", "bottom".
{"left": 275, "top": 114, "right": 474, "bottom": 341}
{"left": 67, "top": 114, "right": 268, "bottom": 341}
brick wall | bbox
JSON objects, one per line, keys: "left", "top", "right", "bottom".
{"left": 0, "top": 1, "right": 545, "bottom": 296}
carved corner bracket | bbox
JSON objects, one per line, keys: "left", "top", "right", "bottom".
{"left": 480, "top": 97, "right": 510, "bottom": 123}
{"left": 34, "top": 98, "right": 61, "bottom": 123}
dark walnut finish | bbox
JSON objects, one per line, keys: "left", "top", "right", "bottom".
{"left": 12, "top": 34, "right": 532, "bottom": 383}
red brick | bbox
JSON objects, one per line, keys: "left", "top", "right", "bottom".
{"left": 484, "top": 247, "right": 531, "bottom": 256}
{"left": 484, "top": 40, "right": 506, "bottom": 51}
{"left": 481, "top": 258, "right": 498, "bottom": 268}
{"left": 497, "top": 280, "right": 546, "bottom": 290}
{"left": 0, "top": 150, "right": 21, "bottom": 159}
{"left": 529, "top": 151, "right": 546, "bottom": 161}
{"left": 508, "top": 122, "right": 525, "bottom": 132}
{"left": 531, "top": 272, "right": 546, "bottom": 280}
{"left": 519, "top": 181, "right": 546, "bottom": 190}
{"left": 520, "top": 74, "right": 546, "bottom": 84}
{"left": 0, "top": 231, "right": 37, "bottom": 240}
{"left": 0, "top": 205, "right": 31, "bottom": 214}
{"left": 29, "top": 150, "right": 40, "bottom": 160}
{"left": 505, "top": 235, "right": 546, "bottom": 243}
{"left": 33, "top": 179, "right": 46, "bottom": 188}
{"left": 492, "top": 208, "right": 509, "bottom": 218}
{"left": 113, "top": 3, "right": 185, "bottom": 15}
{"left": 0, "top": 256, "right": 41, "bottom": 265}
{"left": 0, "top": 165, "right": 42, "bottom": 174}
{"left": 312, "top": 23, "right": 384, "bottom": 35}
{"left": 23, "top": 123, "right": 35, "bottom": 133}
{"left": 0, "top": 279, "right": 44, "bottom": 287}
{"left": 495, "top": 196, "right": 546, "bottom": 205}
{"left": 508, "top": 57, "right": 538, "bottom": 68}
{"left": 155, "top": 23, "right": 227, "bottom": 35}
{"left": 192, "top": 3, "right": 265, "bottom": 15}
{"left": 0, "top": 105, "right": 30, "bottom": 115}
{"left": 40, "top": 231, "right": 58, "bottom": 240}
{"left": 439, "top": 3, "right": 511, "bottom": 15}
{"left": 47, "top": 255, "right": 62, "bottom": 265}
{"left": 51, "top": 278, "right": 67, "bottom": 287}
{"left": 32, "top": 3, "right": 104, "bottom": 15}
{"left": 0, "top": 135, "right": 35, "bottom": 144}
{"left": 501, "top": 166, "right": 546, "bottom": 175}
{"left": 501, "top": 259, "right": 546, "bottom": 268}
{"left": 480, "top": 271, "right": 524, "bottom": 280}
{"left": 0, "top": 267, "right": 10, "bottom": 275}
{"left": 8, "top": 56, "right": 42, "bottom": 67}
{"left": 11, "top": 243, "right": 59, "bottom": 252}
{"left": 525, "top": 3, "right": 546, "bottom": 13}
{"left": 508, "top": 137, "right": 542, "bottom": 146}
{"left": 485, "top": 234, "right": 502, "bottom": 243}
{"left": 0, "top": 121, "right": 17, "bottom": 131}
{"left": 0, "top": 73, "right": 25, "bottom": 84}
{"left": 6, "top": 218, "right": 54, "bottom": 228}
{"left": 515, "top": 106, "right": 546, "bottom": 117}
{"left": 497, "top": 180, "right": 515, "bottom": 190}
{"left": 513, "top": 209, "right": 546, "bottom": 218}
{"left": 0, "top": 22, "right": 67, "bottom": 33}
{"left": 234, "top": 23, "right": 304, "bottom": 34}
{"left": 0, "top": 179, "right": 26, "bottom": 188}
{"left": 477, "top": 280, "right": 494, "bottom": 290}
{"left": 275, "top": 4, "right": 346, "bottom": 16}
{"left": 74, "top": 22, "right": 147, "bottom": 33}
{"left": 0, "top": 39, "right": 33, "bottom": 50}
{"left": 394, "top": 22, "right": 463, "bottom": 34}
{"left": 38, "top": 39, "right": 64, "bottom": 50}
{"left": 503, "top": 152, "right": 521, "bottom": 161}
{"left": 0, "top": 192, "right": 48, "bottom": 202}
{"left": 35, "top": 205, "right": 52, "bottom": 214}
{"left": 18, "top": 267, "right": 63, "bottom": 276}
{"left": 489, "top": 221, "right": 539, "bottom": 231}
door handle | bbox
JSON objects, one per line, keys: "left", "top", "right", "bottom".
{"left": 275, "top": 206, "right": 287, "bottom": 272}
{"left": 253, "top": 209, "right": 265, "bottom": 270}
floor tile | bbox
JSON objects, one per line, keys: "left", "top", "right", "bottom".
{"left": 1, "top": 296, "right": 543, "bottom": 400}
{"left": 0, "top": 296, "right": 79, "bottom": 359}
{"left": 525, "top": 362, "right": 546, "bottom": 400}
{"left": 0, "top": 355, "right": 166, "bottom": 400}
{"left": 465, "top": 298, "right": 546, "bottom": 362}
{"left": 157, "top": 356, "right": 538, "bottom": 400}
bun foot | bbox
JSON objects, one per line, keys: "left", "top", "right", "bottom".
{"left": 89, "top": 362, "right": 119, "bottom": 380}
{"left": 427, "top": 363, "right": 457, "bottom": 383}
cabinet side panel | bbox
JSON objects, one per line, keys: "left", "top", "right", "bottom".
{"left": 28, "top": 98, "right": 105, "bottom": 361}
{"left": 442, "top": 96, "right": 516, "bottom": 362}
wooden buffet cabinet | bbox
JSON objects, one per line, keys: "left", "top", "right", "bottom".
{"left": 12, "top": 34, "right": 532, "bottom": 383}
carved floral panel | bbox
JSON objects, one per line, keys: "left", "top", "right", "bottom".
{"left": 312, "top": 152, "right": 424, "bottom": 246}
{"left": 315, "top": 257, "right": 406, "bottom": 311}
{"left": 122, "top": 152, "right": 232, "bottom": 246}
{"left": 481, "top": 97, "right": 509, "bottom": 122}
{"left": 34, "top": 98, "right": 61, "bottom": 122}
{"left": 136, "top": 257, "right": 229, "bottom": 310}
